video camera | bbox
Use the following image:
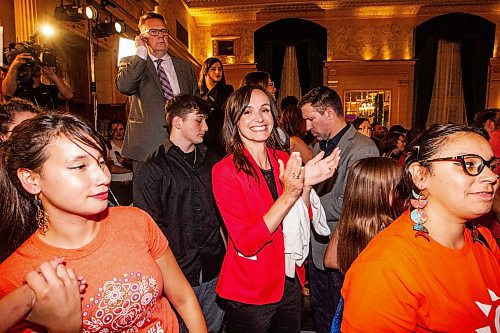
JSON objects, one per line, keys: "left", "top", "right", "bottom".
{"left": 4, "top": 41, "right": 57, "bottom": 87}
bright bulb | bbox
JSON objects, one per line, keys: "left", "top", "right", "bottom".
{"left": 40, "top": 24, "right": 55, "bottom": 37}
{"left": 85, "top": 6, "right": 98, "bottom": 20}
{"left": 114, "top": 21, "right": 124, "bottom": 33}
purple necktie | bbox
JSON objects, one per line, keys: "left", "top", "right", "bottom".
{"left": 156, "top": 59, "right": 174, "bottom": 100}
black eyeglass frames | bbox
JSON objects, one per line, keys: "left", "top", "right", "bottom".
{"left": 420, "top": 154, "right": 499, "bottom": 176}
{"left": 145, "top": 28, "right": 169, "bottom": 36}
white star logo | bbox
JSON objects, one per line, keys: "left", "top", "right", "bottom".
{"left": 475, "top": 289, "right": 500, "bottom": 333}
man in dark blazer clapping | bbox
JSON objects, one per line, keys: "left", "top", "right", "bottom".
{"left": 116, "top": 11, "right": 198, "bottom": 163}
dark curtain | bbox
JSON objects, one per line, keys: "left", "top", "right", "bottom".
{"left": 255, "top": 19, "right": 327, "bottom": 99}
{"left": 413, "top": 13, "right": 495, "bottom": 127}
{"left": 461, "top": 37, "right": 491, "bottom": 122}
{"left": 413, "top": 38, "right": 438, "bottom": 126}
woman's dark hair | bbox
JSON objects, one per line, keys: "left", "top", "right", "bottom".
{"left": 337, "top": 157, "right": 404, "bottom": 274}
{"left": 379, "top": 132, "right": 401, "bottom": 156}
{"left": 280, "top": 105, "right": 305, "bottom": 137}
{"left": 0, "top": 98, "right": 40, "bottom": 138}
{"left": 351, "top": 117, "right": 370, "bottom": 130}
{"left": 198, "top": 57, "right": 227, "bottom": 96}
{"left": 241, "top": 71, "right": 271, "bottom": 88}
{"left": 280, "top": 96, "right": 299, "bottom": 111}
{"left": 223, "top": 85, "right": 283, "bottom": 180}
{"left": 401, "top": 123, "right": 486, "bottom": 199}
{"left": 106, "top": 119, "right": 125, "bottom": 136}
{"left": 0, "top": 113, "right": 107, "bottom": 263}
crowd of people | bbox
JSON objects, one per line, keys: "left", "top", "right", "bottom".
{"left": 0, "top": 9, "right": 499, "bottom": 333}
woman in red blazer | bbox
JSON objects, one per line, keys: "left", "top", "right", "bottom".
{"left": 212, "top": 85, "right": 339, "bottom": 333}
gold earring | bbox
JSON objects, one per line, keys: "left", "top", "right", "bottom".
{"left": 33, "top": 194, "right": 49, "bottom": 235}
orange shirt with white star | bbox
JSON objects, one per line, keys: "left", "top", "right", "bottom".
{"left": 342, "top": 210, "right": 500, "bottom": 333}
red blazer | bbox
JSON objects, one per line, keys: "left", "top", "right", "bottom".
{"left": 213, "top": 147, "right": 304, "bottom": 305}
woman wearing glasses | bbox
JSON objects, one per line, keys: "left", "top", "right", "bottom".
{"left": 341, "top": 124, "right": 500, "bottom": 332}
{"left": 199, "top": 57, "right": 234, "bottom": 157}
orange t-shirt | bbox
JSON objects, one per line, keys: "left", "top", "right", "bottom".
{"left": 0, "top": 206, "right": 179, "bottom": 333}
{"left": 341, "top": 211, "right": 500, "bottom": 332}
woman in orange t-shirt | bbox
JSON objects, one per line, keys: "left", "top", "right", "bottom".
{"left": 342, "top": 124, "right": 500, "bottom": 332}
{"left": 0, "top": 113, "right": 207, "bottom": 332}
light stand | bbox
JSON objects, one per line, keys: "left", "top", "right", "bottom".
{"left": 88, "top": 19, "right": 98, "bottom": 130}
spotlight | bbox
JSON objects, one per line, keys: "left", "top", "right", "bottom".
{"left": 94, "top": 21, "right": 126, "bottom": 38}
{"left": 114, "top": 21, "right": 125, "bottom": 34}
{"left": 54, "top": 5, "right": 98, "bottom": 22}
{"left": 85, "top": 6, "right": 98, "bottom": 20}
{"left": 54, "top": 5, "right": 86, "bottom": 22}
{"left": 40, "top": 24, "right": 55, "bottom": 38}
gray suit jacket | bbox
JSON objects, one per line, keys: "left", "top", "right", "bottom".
{"left": 311, "top": 125, "right": 379, "bottom": 269}
{"left": 116, "top": 54, "right": 198, "bottom": 162}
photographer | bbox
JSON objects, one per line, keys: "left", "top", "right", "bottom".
{"left": 2, "top": 53, "right": 73, "bottom": 109}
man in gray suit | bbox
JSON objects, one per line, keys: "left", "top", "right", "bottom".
{"left": 299, "top": 86, "right": 379, "bottom": 333}
{"left": 116, "top": 12, "right": 198, "bottom": 163}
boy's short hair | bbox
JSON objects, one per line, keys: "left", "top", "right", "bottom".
{"left": 165, "top": 94, "right": 210, "bottom": 132}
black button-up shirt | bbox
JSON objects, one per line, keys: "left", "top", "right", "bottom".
{"left": 134, "top": 139, "right": 225, "bottom": 286}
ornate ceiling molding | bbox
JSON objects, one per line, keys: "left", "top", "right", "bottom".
{"left": 183, "top": 0, "right": 499, "bottom": 25}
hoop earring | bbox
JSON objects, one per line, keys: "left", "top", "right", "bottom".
{"left": 410, "top": 189, "right": 429, "bottom": 241}
{"left": 33, "top": 194, "right": 49, "bottom": 235}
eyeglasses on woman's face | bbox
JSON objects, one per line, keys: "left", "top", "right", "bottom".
{"left": 421, "top": 154, "right": 499, "bottom": 176}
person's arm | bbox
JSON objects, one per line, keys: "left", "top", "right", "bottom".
{"left": 290, "top": 136, "right": 313, "bottom": 164}
{"left": 2, "top": 53, "right": 33, "bottom": 98}
{"left": 41, "top": 67, "right": 73, "bottom": 100}
{"left": 324, "top": 229, "right": 339, "bottom": 269}
{"left": 115, "top": 35, "right": 149, "bottom": 96}
{"left": 109, "top": 164, "right": 132, "bottom": 174}
{"left": 189, "top": 65, "right": 200, "bottom": 97}
{"left": 0, "top": 284, "right": 35, "bottom": 332}
{"left": 133, "top": 160, "right": 165, "bottom": 226}
{"left": 0, "top": 259, "right": 84, "bottom": 333}
{"left": 156, "top": 248, "right": 207, "bottom": 332}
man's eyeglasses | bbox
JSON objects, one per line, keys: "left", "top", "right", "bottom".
{"left": 420, "top": 154, "right": 499, "bottom": 176}
{"left": 145, "top": 29, "right": 169, "bottom": 36}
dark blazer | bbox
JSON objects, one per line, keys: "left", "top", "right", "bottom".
{"left": 116, "top": 54, "right": 198, "bottom": 162}
{"left": 311, "top": 125, "right": 380, "bottom": 269}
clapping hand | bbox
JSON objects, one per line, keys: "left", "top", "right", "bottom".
{"left": 25, "top": 258, "right": 85, "bottom": 333}
{"left": 278, "top": 152, "right": 305, "bottom": 201}
{"left": 304, "top": 148, "right": 340, "bottom": 187}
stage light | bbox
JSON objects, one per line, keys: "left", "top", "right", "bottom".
{"left": 94, "top": 21, "right": 126, "bottom": 38}
{"left": 54, "top": 5, "right": 98, "bottom": 22}
{"left": 114, "top": 21, "right": 125, "bottom": 34}
{"left": 54, "top": 5, "right": 86, "bottom": 22}
{"left": 40, "top": 24, "right": 55, "bottom": 38}
{"left": 85, "top": 6, "right": 98, "bottom": 20}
